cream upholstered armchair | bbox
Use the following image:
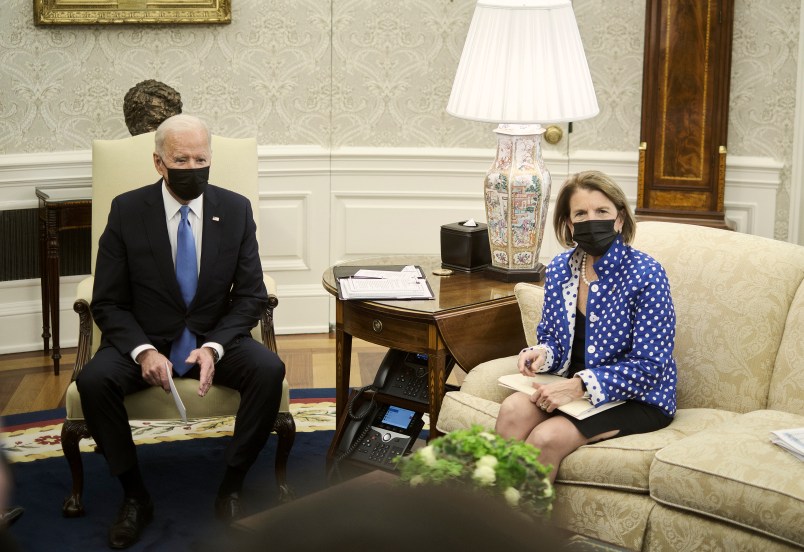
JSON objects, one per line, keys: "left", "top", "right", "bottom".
{"left": 61, "top": 132, "right": 295, "bottom": 517}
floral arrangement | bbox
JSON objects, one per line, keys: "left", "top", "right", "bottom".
{"left": 396, "top": 425, "right": 554, "bottom": 518}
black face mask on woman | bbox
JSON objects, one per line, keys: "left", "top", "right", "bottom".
{"left": 572, "top": 219, "right": 618, "bottom": 256}
{"left": 164, "top": 165, "right": 209, "bottom": 201}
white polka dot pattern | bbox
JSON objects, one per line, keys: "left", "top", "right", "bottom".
{"left": 534, "top": 235, "right": 678, "bottom": 416}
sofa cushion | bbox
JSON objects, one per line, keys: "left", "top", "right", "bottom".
{"left": 514, "top": 283, "right": 544, "bottom": 347}
{"left": 768, "top": 282, "right": 804, "bottom": 415}
{"left": 633, "top": 222, "right": 803, "bottom": 413}
{"left": 650, "top": 409, "right": 804, "bottom": 548}
{"left": 458, "top": 355, "right": 520, "bottom": 402}
{"left": 437, "top": 354, "right": 742, "bottom": 493}
{"left": 557, "top": 408, "right": 738, "bottom": 492}
{"left": 436, "top": 390, "right": 501, "bottom": 434}
{"left": 438, "top": 391, "right": 740, "bottom": 493}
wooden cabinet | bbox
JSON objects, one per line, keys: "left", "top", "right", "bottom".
{"left": 637, "top": 0, "right": 735, "bottom": 229}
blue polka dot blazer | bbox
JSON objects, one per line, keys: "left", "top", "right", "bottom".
{"left": 534, "top": 235, "right": 678, "bottom": 417}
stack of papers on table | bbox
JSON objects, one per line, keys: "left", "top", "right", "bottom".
{"left": 770, "top": 427, "right": 804, "bottom": 461}
{"left": 335, "top": 265, "right": 434, "bottom": 300}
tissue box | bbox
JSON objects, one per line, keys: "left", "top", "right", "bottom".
{"left": 440, "top": 221, "right": 491, "bottom": 272}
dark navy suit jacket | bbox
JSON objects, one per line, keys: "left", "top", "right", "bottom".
{"left": 91, "top": 180, "right": 268, "bottom": 359}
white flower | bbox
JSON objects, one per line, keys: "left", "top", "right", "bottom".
{"left": 503, "top": 487, "right": 521, "bottom": 506}
{"left": 478, "top": 431, "right": 496, "bottom": 441}
{"left": 418, "top": 445, "right": 437, "bottom": 466}
{"left": 472, "top": 465, "right": 496, "bottom": 486}
{"left": 409, "top": 475, "right": 425, "bottom": 487}
{"left": 476, "top": 455, "right": 498, "bottom": 469}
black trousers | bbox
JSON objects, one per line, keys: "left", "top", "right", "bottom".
{"left": 77, "top": 336, "right": 285, "bottom": 477}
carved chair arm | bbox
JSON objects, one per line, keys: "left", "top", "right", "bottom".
{"left": 260, "top": 293, "right": 279, "bottom": 354}
{"left": 72, "top": 298, "right": 93, "bottom": 382}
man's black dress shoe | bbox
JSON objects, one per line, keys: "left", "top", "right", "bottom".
{"left": 214, "top": 492, "right": 243, "bottom": 522}
{"left": 108, "top": 497, "right": 153, "bottom": 549}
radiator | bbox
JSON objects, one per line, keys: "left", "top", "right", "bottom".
{"left": 0, "top": 208, "right": 90, "bottom": 282}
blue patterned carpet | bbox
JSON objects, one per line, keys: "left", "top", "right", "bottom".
{"left": 2, "top": 391, "right": 338, "bottom": 552}
{"left": 6, "top": 428, "right": 334, "bottom": 552}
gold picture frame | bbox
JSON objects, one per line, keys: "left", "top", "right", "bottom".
{"left": 34, "top": 0, "right": 232, "bottom": 26}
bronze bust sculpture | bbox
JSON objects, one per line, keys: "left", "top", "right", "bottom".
{"left": 123, "top": 80, "right": 183, "bottom": 136}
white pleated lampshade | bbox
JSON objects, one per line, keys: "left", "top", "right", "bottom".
{"left": 447, "top": 0, "right": 599, "bottom": 124}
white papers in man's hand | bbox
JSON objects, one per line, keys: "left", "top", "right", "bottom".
{"left": 498, "top": 373, "right": 624, "bottom": 420}
{"left": 770, "top": 427, "right": 804, "bottom": 461}
{"left": 165, "top": 363, "right": 187, "bottom": 422}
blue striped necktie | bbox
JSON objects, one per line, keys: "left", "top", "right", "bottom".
{"left": 170, "top": 205, "right": 198, "bottom": 376}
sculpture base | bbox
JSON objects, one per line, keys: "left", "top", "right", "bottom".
{"left": 484, "top": 263, "right": 546, "bottom": 283}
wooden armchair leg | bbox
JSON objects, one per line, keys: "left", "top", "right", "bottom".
{"left": 272, "top": 412, "right": 296, "bottom": 503}
{"left": 61, "top": 419, "right": 91, "bottom": 518}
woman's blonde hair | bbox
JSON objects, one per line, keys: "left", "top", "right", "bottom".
{"left": 553, "top": 170, "right": 636, "bottom": 248}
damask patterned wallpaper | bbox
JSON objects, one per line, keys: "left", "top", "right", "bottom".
{"left": 729, "top": 0, "right": 800, "bottom": 239}
{"left": 0, "top": 0, "right": 799, "bottom": 238}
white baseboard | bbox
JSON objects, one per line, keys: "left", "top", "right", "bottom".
{"left": 0, "top": 277, "right": 82, "bottom": 355}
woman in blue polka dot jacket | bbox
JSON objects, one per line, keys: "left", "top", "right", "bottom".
{"left": 496, "top": 170, "right": 677, "bottom": 482}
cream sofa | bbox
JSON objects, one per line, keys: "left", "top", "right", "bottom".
{"left": 437, "top": 221, "right": 804, "bottom": 551}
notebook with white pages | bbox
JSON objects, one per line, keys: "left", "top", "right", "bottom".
{"left": 498, "top": 372, "right": 624, "bottom": 420}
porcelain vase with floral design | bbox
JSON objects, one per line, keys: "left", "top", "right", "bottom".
{"left": 483, "top": 124, "right": 551, "bottom": 280}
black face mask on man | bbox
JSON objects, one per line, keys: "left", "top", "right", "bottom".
{"left": 163, "top": 164, "right": 209, "bottom": 201}
{"left": 572, "top": 219, "right": 618, "bottom": 257}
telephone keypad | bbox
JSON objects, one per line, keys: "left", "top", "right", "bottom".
{"left": 388, "top": 363, "right": 429, "bottom": 403}
{"left": 352, "top": 427, "right": 413, "bottom": 468}
{"left": 372, "top": 349, "right": 455, "bottom": 405}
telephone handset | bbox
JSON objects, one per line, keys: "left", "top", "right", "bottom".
{"left": 374, "top": 349, "right": 456, "bottom": 404}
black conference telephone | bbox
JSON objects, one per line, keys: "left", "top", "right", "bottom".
{"left": 374, "top": 349, "right": 431, "bottom": 404}
{"left": 335, "top": 400, "right": 424, "bottom": 471}
{"left": 333, "top": 349, "right": 433, "bottom": 471}
{"left": 372, "top": 348, "right": 456, "bottom": 404}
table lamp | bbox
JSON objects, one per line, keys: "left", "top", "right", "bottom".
{"left": 447, "top": 0, "right": 599, "bottom": 281}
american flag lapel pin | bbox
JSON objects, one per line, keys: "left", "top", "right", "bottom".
{"left": 212, "top": 216, "right": 220, "bottom": 222}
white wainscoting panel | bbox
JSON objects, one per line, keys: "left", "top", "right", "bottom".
{"left": 259, "top": 145, "right": 332, "bottom": 334}
{"left": 332, "top": 192, "right": 486, "bottom": 260}
{"left": 722, "top": 156, "right": 783, "bottom": 237}
{"left": 258, "top": 193, "right": 311, "bottom": 269}
{"left": 0, "top": 146, "right": 783, "bottom": 353}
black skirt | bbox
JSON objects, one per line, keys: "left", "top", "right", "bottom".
{"left": 557, "top": 400, "right": 672, "bottom": 439}
{"left": 565, "top": 309, "right": 672, "bottom": 439}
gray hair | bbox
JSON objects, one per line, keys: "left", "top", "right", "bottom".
{"left": 154, "top": 114, "right": 211, "bottom": 158}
